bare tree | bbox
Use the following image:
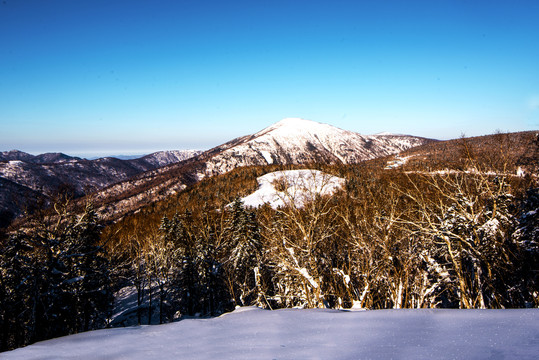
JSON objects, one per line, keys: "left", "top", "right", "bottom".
{"left": 259, "top": 170, "right": 343, "bottom": 308}
{"left": 397, "top": 168, "right": 518, "bottom": 308}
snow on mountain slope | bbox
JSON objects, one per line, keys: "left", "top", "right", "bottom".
{"left": 203, "top": 118, "right": 430, "bottom": 176}
{"left": 81, "top": 118, "right": 432, "bottom": 222}
{"left": 240, "top": 169, "right": 345, "bottom": 209}
{"left": 0, "top": 150, "right": 202, "bottom": 225}
{"left": 0, "top": 150, "right": 80, "bottom": 163}
{"left": 132, "top": 150, "right": 203, "bottom": 168}
{"left": 2, "top": 308, "right": 538, "bottom": 360}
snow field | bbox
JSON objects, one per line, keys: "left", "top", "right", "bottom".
{"left": 240, "top": 169, "right": 345, "bottom": 209}
{"left": 3, "top": 307, "right": 538, "bottom": 360}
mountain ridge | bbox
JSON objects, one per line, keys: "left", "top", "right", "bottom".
{"left": 200, "top": 118, "right": 431, "bottom": 176}
{"left": 0, "top": 150, "right": 202, "bottom": 226}
{"left": 0, "top": 150, "right": 81, "bottom": 164}
{"left": 81, "top": 118, "right": 434, "bottom": 222}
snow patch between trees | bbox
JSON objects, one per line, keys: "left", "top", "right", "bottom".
{"left": 240, "top": 169, "right": 345, "bottom": 209}
{"left": 259, "top": 150, "right": 273, "bottom": 164}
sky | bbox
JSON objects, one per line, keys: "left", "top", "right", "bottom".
{"left": 1, "top": 0, "right": 538, "bottom": 157}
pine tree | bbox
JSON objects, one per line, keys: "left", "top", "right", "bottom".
{"left": 64, "top": 204, "right": 112, "bottom": 332}
{"left": 224, "top": 198, "right": 263, "bottom": 307}
{"left": 0, "top": 234, "right": 34, "bottom": 350}
{"left": 0, "top": 202, "right": 112, "bottom": 350}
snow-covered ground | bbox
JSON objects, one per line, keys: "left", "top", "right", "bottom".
{"left": 240, "top": 169, "right": 345, "bottom": 209}
{"left": 203, "top": 118, "right": 429, "bottom": 176}
{"left": 3, "top": 307, "right": 538, "bottom": 360}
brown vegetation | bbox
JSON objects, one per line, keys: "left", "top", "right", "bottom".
{"left": 99, "top": 131, "right": 538, "bottom": 313}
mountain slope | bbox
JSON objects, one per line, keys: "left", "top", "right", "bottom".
{"left": 0, "top": 177, "right": 45, "bottom": 228}
{"left": 85, "top": 118, "right": 433, "bottom": 221}
{"left": 0, "top": 150, "right": 81, "bottom": 163}
{"left": 130, "top": 150, "right": 203, "bottom": 169}
{"left": 0, "top": 150, "right": 202, "bottom": 226}
{"left": 385, "top": 130, "right": 539, "bottom": 173}
{"left": 202, "top": 118, "right": 430, "bottom": 176}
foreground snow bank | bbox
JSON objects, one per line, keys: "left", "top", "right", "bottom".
{"left": 3, "top": 308, "right": 538, "bottom": 360}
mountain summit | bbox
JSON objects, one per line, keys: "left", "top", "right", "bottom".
{"left": 202, "top": 118, "right": 430, "bottom": 175}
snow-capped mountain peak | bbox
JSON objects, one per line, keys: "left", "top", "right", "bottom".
{"left": 263, "top": 117, "right": 325, "bottom": 132}
{"left": 203, "top": 118, "right": 431, "bottom": 176}
{"left": 273, "top": 117, "right": 312, "bottom": 127}
{"left": 255, "top": 117, "right": 349, "bottom": 138}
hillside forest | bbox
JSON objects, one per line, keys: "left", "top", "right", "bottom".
{"left": 1, "top": 132, "right": 538, "bottom": 351}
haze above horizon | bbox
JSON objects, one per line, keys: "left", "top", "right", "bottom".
{"left": 1, "top": 0, "right": 538, "bottom": 157}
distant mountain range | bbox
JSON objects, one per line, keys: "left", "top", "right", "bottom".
{"left": 0, "top": 150, "right": 202, "bottom": 226}
{"left": 0, "top": 150, "right": 81, "bottom": 164}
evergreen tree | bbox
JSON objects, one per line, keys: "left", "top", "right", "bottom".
{"left": 64, "top": 204, "right": 112, "bottom": 332}
{"left": 224, "top": 198, "right": 263, "bottom": 306}
{"left": 0, "top": 202, "right": 112, "bottom": 350}
{"left": 0, "top": 234, "right": 34, "bottom": 350}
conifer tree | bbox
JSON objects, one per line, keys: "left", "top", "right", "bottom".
{"left": 0, "top": 234, "right": 34, "bottom": 350}
{"left": 0, "top": 202, "right": 112, "bottom": 350}
{"left": 64, "top": 204, "right": 112, "bottom": 332}
{"left": 224, "top": 198, "right": 263, "bottom": 306}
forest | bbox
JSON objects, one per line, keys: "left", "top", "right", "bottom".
{"left": 1, "top": 134, "right": 538, "bottom": 351}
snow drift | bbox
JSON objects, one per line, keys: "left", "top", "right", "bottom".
{"left": 240, "top": 169, "right": 345, "bottom": 209}
{"left": 3, "top": 308, "right": 538, "bottom": 360}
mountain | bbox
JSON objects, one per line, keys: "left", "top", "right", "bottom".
{"left": 201, "top": 118, "right": 430, "bottom": 176}
{"left": 2, "top": 119, "right": 434, "bottom": 226}
{"left": 0, "top": 150, "right": 81, "bottom": 163}
{"left": 131, "top": 150, "right": 203, "bottom": 169}
{"left": 0, "top": 150, "right": 202, "bottom": 226}
{"left": 84, "top": 118, "right": 433, "bottom": 221}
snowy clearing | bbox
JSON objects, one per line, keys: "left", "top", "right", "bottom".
{"left": 240, "top": 169, "right": 345, "bottom": 209}
{"left": 3, "top": 308, "right": 538, "bottom": 360}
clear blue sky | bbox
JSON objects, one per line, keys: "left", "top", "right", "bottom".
{"left": 1, "top": 0, "right": 538, "bottom": 157}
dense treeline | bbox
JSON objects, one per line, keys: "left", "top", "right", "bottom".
{"left": 0, "top": 202, "right": 112, "bottom": 351}
{"left": 399, "top": 131, "right": 539, "bottom": 173}
{"left": 102, "top": 158, "right": 537, "bottom": 324}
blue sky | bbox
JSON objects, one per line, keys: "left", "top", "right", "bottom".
{"left": 1, "top": 0, "right": 538, "bottom": 157}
